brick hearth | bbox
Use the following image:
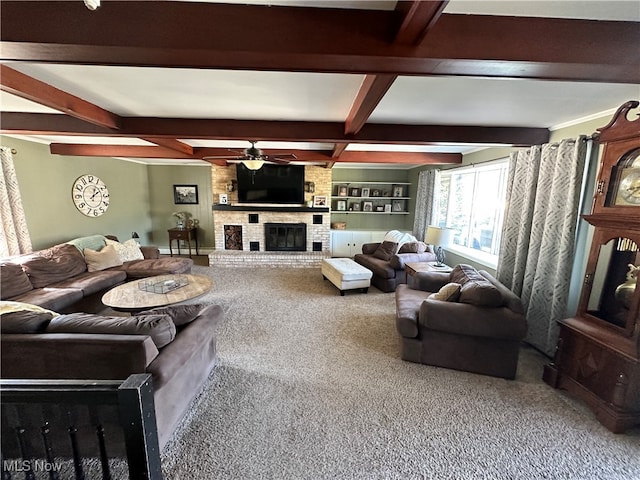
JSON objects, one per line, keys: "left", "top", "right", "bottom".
{"left": 209, "top": 249, "right": 328, "bottom": 268}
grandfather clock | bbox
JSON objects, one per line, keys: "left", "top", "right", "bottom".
{"left": 543, "top": 100, "right": 640, "bottom": 433}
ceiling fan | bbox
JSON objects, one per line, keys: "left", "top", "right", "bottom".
{"left": 202, "top": 141, "right": 297, "bottom": 170}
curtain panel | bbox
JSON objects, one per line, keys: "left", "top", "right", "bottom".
{"left": 497, "top": 137, "right": 588, "bottom": 356}
{"left": 413, "top": 169, "right": 438, "bottom": 242}
{"left": 0, "top": 147, "right": 32, "bottom": 257}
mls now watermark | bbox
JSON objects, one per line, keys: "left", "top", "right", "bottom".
{"left": 3, "top": 459, "right": 64, "bottom": 473}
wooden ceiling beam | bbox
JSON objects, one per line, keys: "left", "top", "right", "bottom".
{"left": 3, "top": 113, "right": 549, "bottom": 146}
{"left": 394, "top": 1, "right": 449, "bottom": 44}
{"left": 140, "top": 137, "right": 193, "bottom": 155}
{"left": 48, "top": 143, "right": 460, "bottom": 165}
{"left": 344, "top": 74, "right": 397, "bottom": 135}
{"left": 0, "top": 65, "right": 122, "bottom": 130}
{"left": 2, "top": 2, "right": 637, "bottom": 83}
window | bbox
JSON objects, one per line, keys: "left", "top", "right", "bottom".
{"left": 433, "top": 159, "right": 509, "bottom": 265}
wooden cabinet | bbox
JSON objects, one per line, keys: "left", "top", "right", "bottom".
{"left": 330, "top": 230, "right": 386, "bottom": 258}
{"left": 543, "top": 101, "right": 640, "bottom": 433}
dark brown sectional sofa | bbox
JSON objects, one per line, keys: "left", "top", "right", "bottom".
{"left": 0, "top": 235, "right": 193, "bottom": 313}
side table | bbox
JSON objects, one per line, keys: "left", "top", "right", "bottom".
{"left": 168, "top": 227, "right": 198, "bottom": 258}
{"left": 405, "top": 261, "right": 452, "bottom": 288}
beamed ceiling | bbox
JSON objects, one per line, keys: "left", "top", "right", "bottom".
{"left": 1, "top": 0, "right": 639, "bottom": 168}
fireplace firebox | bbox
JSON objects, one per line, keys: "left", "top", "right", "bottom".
{"left": 265, "top": 223, "right": 307, "bottom": 252}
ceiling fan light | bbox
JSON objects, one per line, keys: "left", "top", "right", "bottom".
{"left": 243, "top": 159, "right": 265, "bottom": 170}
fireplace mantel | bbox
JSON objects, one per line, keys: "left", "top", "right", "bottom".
{"left": 213, "top": 204, "right": 329, "bottom": 213}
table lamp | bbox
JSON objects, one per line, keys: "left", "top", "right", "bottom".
{"left": 425, "top": 226, "right": 453, "bottom": 267}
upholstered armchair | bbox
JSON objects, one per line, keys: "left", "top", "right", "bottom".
{"left": 395, "top": 264, "right": 527, "bottom": 379}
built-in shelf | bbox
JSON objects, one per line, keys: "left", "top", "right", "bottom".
{"left": 212, "top": 204, "right": 329, "bottom": 213}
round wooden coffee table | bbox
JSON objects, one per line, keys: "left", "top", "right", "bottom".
{"left": 102, "top": 274, "right": 213, "bottom": 312}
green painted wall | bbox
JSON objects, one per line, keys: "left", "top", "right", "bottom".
{"left": 147, "top": 165, "right": 214, "bottom": 249}
{"left": 1, "top": 135, "right": 152, "bottom": 251}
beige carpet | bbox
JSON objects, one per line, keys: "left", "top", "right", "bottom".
{"left": 158, "top": 265, "right": 640, "bottom": 479}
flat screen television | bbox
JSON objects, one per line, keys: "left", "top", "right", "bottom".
{"left": 236, "top": 163, "right": 305, "bottom": 204}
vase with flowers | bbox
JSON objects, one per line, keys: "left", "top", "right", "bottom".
{"left": 172, "top": 211, "right": 191, "bottom": 229}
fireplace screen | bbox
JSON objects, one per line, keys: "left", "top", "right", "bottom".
{"left": 265, "top": 223, "right": 307, "bottom": 252}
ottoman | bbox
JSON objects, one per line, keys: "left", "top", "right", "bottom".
{"left": 322, "top": 258, "right": 372, "bottom": 296}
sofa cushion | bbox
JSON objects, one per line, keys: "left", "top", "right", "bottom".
{"left": 398, "top": 241, "right": 428, "bottom": 254}
{"left": 18, "top": 244, "right": 87, "bottom": 288}
{"left": 106, "top": 238, "right": 145, "bottom": 262}
{"left": 84, "top": 244, "right": 123, "bottom": 272}
{"left": 46, "top": 312, "right": 176, "bottom": 348}
{"left": 66, "top": 235, "right": 107, "bottom": 255}
{"left": 0, "top": 262, "right": 33, "bottom": 299}
{"left": 8, "top": 288, "right": 84, "bottom": 312}
{"left": 139, "top": 303, "right": 208, "bottom": 327}
{"left": 450, "top": 264, "right": 503, "bottom": 307}
{"left": 373, "top": 241, "right": 399, "bottom": 261}
{"left": 0, "top": 301, "right": 59, "bottom": 334}
{"left": 111, "top": 257, "right": 193, "bottom": 279}
{"left": 47, "top": 270, "right": 126, "bottom": 296}
{"left": 354, "top": 254, "right": 396, "bottom": 280}
{"left": 428, "top": 282, "right": 462, "bottom": 302}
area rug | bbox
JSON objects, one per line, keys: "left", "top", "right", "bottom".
{"left": 159, "top": 265, "right": 640, "bottom": 479}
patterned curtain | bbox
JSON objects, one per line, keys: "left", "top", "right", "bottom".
{"left": 497, "top": 137, "right": 588, "bottom": 356}
{"left": 0, "top": 147, "right": 32, "bottom": 257}
{"left": 413, "top": 169, "right": 438, "bottom": 241}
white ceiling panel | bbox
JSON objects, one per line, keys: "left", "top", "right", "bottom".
{"left": 369, "top": 77, "right": 640, "bottom": 127}
{"left": 444, "top": 0, "right": 640, "bottom": 21}
{"left": 7, "top": 63, "right": 365, "bottom": 122}
{"left": 0, "top": 91, "right": 61, "bottom": 114}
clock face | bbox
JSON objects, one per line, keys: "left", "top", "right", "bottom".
{"left": 615, "top": 168, "right": 640, "bottom": 205}
{"left": 72, "top": 174, "right": 110, "bottom": 217}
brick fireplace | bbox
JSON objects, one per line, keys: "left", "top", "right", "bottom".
{"left": 209, "top": 164, "right": 332, "bottom": 267}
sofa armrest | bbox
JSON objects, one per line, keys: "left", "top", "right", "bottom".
{"left": 141, "top": 246, "right": 160, "bottom": 259}
{"left": 361, "top": 242, "right": 380, "bottom": 255}
{"left": 412, "top": 271, "right": 450, "bottom": 292}
{"left": 390, "top": 252, "right": 437, "bottom": 270}
{"left": 147, "top": 305, "right": 223, "bottom": 390}
{"left": 419, "top": 299, "right": 527, "bottom": 340}
{"left": 0, "top": 334, "right": 159, "bottom": 379}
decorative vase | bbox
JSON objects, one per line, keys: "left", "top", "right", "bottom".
{"left": 615, "top": 264, "right": 638, "bottom": 310}
{"left": 176, "top": 220, "right": 184, "bottom": 229}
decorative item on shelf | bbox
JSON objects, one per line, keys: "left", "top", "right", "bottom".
{"left": 172, "top": 211, "right": 191, "bottom": 229}
{"left": 361, "top": 188, "right": 370, "bottom": 197}
{"left": 226, "top": 180, "right": 237, "bottom": 192}
{"left": 350, "top": 187, "right": 360, "bottom": 197}
{"left": 371, "top": 189, "right": 381, "bottom": 197}
{"left": 313, "top": 195, "right": 327, "bottom": 207}
{"left": 305, "top": 181, "right": 315, "bottom": 193}
{"left": 219, "top": 193, "right": 228, "bottom": 205}
{"left": 392, "top": 200, "right": 404, "bottom": 212}
{"left": 338, "top": 185, "right": 348, "bottom": 196}
{"left": 425, "top": 226, "right": 454, "bottom": 267}
{"left": 375, "top": 205, "right": 384, "bottom": 212}
{"left": 362, "top": 201, "right": 373, "bottom": 212}
{"left": 384, "top": 204, "right": 392, "bottom": 213}
{"left": 337, "top": 200, "right": 347, "bottom": 211}
{"left": 352, "top": 202, "right": 361, "bottom": 211}
{"left": 331, "top": 222, "right": 347, "bottom": 230}
{"left": 393, "top": 185, "right": 404, "bottom": 197}
{"left": 615, "top": 264, "right": 639, "bottom": 309}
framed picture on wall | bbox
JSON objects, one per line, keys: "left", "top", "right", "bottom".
{"left": 361, "top": 187, "right": 370, "bottom": 197}
{"left": 174, "top": 184, "right": 199, "bottom": 204}
{"left": 313, "top": 195, "right": 327, "bottom": 207}
{"left": 337, "top": 200, "right": 347, "bottom": 211}
{"left": 363, "top": 201, "right": 373, "bottom": 212}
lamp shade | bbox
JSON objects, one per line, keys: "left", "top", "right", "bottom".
{"left": 425, "top": 226, "right": 453, "bottom": 246}
{"left": 242, "top": 160, "right": 265, "bottom": 171}
{"left": 131, "top": 232, "right": 140, "bottom": 239}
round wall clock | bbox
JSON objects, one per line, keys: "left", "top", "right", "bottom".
{"left": 72, "top": 174, "right": 110, "bottom": 217}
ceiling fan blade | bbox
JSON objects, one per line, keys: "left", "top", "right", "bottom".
{"left": 269, "top": 158, "right": 291, "bottom": 165}
{"left": 202, "top": 155, "right": 244, "bottom": 160}
{"left": 271, "top": 154, "right": 297, "bottom": 160}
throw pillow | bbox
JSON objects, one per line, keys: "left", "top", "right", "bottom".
{"left": 373, "top": 241, "right": 399, "bottom": 261}
{"left": 84, "top": 244, "right": 123, "bottom": 272}
{"left": 428, "top": 282, "right": 462, "bottom": 302}
{"left": 398, "top": 241, "right": 428, "bottom": 254}
{"left": 46, "top": 312, "right": 176, "bottom": 348}
{"left": 383, "top": 230, "right": 417, "bottom": 253}
{"left": 106, "top": 238, "right": 145, "bottom": 262}
{"left": 139, "top": 303, "right": 206, "bottom": 326}
{"left": 0, "top": 301, "right": 59, "bottom": 333}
